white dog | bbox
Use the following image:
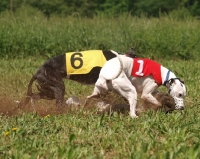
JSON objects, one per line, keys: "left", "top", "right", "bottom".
{"left": 87, "top": 50, "right": 186, "bottom": 118}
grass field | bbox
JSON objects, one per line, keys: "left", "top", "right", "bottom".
{"left": 0, "top": 57, "right": 199, "bottom": 159}
{"left": 0, "top": 10, "right": 200, "bottom": 158}
{"left": 0, "top": 9, "right": 200, "bottom": 60}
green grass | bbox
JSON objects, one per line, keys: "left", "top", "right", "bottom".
{"left": 0, "top": 9, "right": 200, "bottom": 60}
{"left": 0, "top": 57, "right": 200, "bottom": 158}
{"left": 0, "top": 110, "right": 199, "bottom": 159}
{"left": 0, "top": 10, "right": 200, "bottom": 158}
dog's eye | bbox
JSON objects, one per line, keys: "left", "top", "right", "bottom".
{"left": 178, "top": 93, "right": 182, "bottom": 97}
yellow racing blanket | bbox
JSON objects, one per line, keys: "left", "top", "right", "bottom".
{"left": 66, "top": 50, "right": 107, "bottom": 75}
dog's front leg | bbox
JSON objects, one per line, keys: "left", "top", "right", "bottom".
{"left": 142, "top": 93, "right": 161, "bottom": 106}
{"left": 128, "top": 92, "right": 138, "bottom": 118}
{"left": 141, "top": 83, "right": 161, "bottom": 106}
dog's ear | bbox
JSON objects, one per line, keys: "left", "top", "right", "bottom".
{"left": 179, "top": 78, "right": 184, "bottom": 84}
{"left": 165, "top": 79, "right": 174, "bottom": 88}
{"left": 129, "top": 47, "right": 134, "bottom": 54}
{"left": 126, "top": 47, "right": 137, "bottom": 58}
{"left": 169, "top": 78, "right": 175, "bottom": 85}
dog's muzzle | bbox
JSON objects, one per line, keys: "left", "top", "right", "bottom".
{"left": 173, "top": 97, "right": 184, "bottom": 110}
{"left": 169, "top": 89, "right": 184, "bottom": 110}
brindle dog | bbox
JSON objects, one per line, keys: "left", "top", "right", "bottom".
{"left": 24, "top": 48, "right": 137, "bottom": 107}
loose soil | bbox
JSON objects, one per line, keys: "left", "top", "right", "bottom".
{"left": 0, "top": 92, "right": 173, "bottom": 117}
{"left": 0, "top": 93, "right": 130, "bottom": 117}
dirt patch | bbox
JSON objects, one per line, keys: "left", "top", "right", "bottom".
{"left": 0, "top": 93, "right": 128, "bottom": 117}
{"left": 0, "top": 94, "right": 22, "bottom": 116}
{"left": 0, "top": 95, "right": 89, "bottom": 117}
{"left": 0, "top": 91, "right": 175, "bottom": 117}
{"left": 0, "top": 94, "right": 70, "bottom": 117}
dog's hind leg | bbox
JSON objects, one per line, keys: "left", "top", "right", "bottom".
{"left": 42, "top": 76, "right": 66, "bottom": 107}
{"left": 36, "top": 84, "right": 65, "bottom": 107}
{"left": 87, "top": 77, "right": 109, "bottom": 99}
{"left": 114, "top": 86, "right": 138, "bottom": 118}
{"left": 51, "top": 84, "right": 65, "bottom": 107}
{"left": 37, "top": 67, "right": 66, "bottom": 106}
{"left": 87, "top": 89, "right": 100, "bottom": 99}
{"left": 111, "top": 74, "right": 138, "bottom": 118}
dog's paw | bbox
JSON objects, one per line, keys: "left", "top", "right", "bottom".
{"left": 87, "top": 92, "right": 100, "bottom": 99}
{"left": 130, "top": 113, "right": 138, "bottom": 118}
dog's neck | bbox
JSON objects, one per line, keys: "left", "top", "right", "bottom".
{"left": 161, "top": 66, "right": 176, "bottom": 85}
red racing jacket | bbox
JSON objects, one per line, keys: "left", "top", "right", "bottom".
{"left": 131, "top": 58, "right": 162, "bottom": 86}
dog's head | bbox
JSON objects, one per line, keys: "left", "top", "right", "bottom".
{"left": 166, "top": 78, "right": 186, "bottom": 110}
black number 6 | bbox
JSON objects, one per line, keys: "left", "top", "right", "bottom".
{"left": 70, "top": 53, "right": 83, "bottom": 69}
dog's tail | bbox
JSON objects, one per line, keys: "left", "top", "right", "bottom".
{"left": 103, "top": 50, "right": 123, "bottom": 80}
{"left": 27, "top": 75, "right": 37, "bottom": 96}
{"left": 22, "top": 75, "right": 37, "bottom": 106}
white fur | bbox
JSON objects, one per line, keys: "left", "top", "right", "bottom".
{"left": 87, "top": 51, "right": 186, "bottom": 118}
